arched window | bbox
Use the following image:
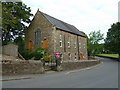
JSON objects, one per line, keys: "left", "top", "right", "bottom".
{"left": 34, "top": 29, "right": 41, "bottom": 45}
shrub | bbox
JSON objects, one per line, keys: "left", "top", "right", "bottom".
{"left": 43, "top": 56, "right": 51, "bottom": 62}
{"left": 20, "top": 50, "right": 34, "bottom": 60}
{"left": 33, "top": 48, "right": 46, "bottom": 60}
{"left": 20, "top": 48, "right": 46, "bottom": 60}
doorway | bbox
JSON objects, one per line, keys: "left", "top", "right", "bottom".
{"left": 43, "top": 39, "right": 48, "bottom": 50}
{"left": 28, "top": 41, "right": 32, "bottom": 51}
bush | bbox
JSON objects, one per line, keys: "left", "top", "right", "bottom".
{"left": 33, "top": 48, "right": 46, "bottom": 60}
{"left": 20, "top": 48, "right": 46, "bottom": 60}
{"left": 43, "top": 56, "right": 51, "bottom": 62}
{"left": 20, "top": 50, "right": 34, "bottom": 60}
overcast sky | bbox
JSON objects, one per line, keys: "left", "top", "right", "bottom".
{"left": 22, "top": 0, "right": 119, "bottom": 38}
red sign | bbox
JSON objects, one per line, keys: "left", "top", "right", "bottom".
{"left": 55, "top": 52, "right": 61, "bottom": 58}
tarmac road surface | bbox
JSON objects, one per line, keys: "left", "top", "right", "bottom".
{"left": 2, "top": 57, "right": 119, "bottom": 88}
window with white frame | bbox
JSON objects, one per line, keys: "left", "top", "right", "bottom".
{"left": 68, "top": 36, "right": 70, "bottom": 48}
{"left": 60, "top": 34, "right": 62, "bottom": 47}
{"left": 74, "top": 37, "right": 77, "bottom": 48}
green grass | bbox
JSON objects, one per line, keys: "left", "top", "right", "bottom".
{"left": 97, "top": 54, "right": 119, "bottom": 58}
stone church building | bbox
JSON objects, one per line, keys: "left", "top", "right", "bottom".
{"left": 25, "top": 9, "right": 88, "bottom": 60}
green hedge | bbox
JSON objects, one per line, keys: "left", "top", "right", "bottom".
{"left": 20, "top": 50, "right": 34, "bottom": 60}
{"left": 20, "top": 48, "right": 46, "bottom": 60}
{"left": 34, "top": 48, "right": 45, "bottom": 60}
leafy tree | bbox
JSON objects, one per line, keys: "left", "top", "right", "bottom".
{"left": 80, "top": 31, "right": 88, "bottom": 38}
{"left": 88, "top": 30, "right": 104, "bottom": 44}
{"left": 105, "top": 22, "right": 120, "bottom": 60}
{"left": 1, "top": 1, "right": 33, "bottom": 45}
{"left": 88, "top": 30, "right": 104, "bottom": 56}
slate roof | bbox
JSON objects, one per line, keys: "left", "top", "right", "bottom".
{"left": 42, "top": 12, "right": 86, "bottom": 37}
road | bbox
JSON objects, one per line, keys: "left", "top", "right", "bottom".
{"left": 2, "top": 57, "right": 118, "bottom": 88}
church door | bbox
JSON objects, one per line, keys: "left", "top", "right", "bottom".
{"left": 43, "top": 39, "right": 48, "bottom": 50}
{"left": 28, "top": 41, "right": 32, "bottom": 51}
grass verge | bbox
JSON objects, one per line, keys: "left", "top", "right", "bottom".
{"left": 96, "top": 54, "right": 119, "bottom": 58}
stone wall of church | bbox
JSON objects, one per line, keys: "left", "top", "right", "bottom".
{"left": 25, "top": 10, "right": 54, "bottom": 55}
{"left": 25, "top": 10, "right": 88, "bottom": 60}
{"left": 52, "top": 29, "right": 88, "bottom": 60}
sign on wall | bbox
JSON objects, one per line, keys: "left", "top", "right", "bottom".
{"left": 55, "top": 52, "right": 61, "bottom": 58}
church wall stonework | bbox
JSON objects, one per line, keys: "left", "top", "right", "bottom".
{"left": 25, "top": 10, "right": 88, "bottom": 60}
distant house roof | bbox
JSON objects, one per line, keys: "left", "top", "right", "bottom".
{"left": 41, "top": 12, "right": 86, "bottom": 37}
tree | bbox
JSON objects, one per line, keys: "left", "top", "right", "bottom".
{"left": 88, "top": 30, "right": 104, "bottom": 56}
{"left": 105, "top": 22, "right": 120, "bottom": 60}
{"left": 1, "top": 1, "right": 33, "bottom": 45}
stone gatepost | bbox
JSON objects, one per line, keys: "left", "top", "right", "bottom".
{"left": 55, "top": 52, "right": 62, "bottom": 71}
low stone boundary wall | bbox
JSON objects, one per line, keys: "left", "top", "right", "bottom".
{"left": 2, "top": 44, "right": 18, "bottom": 58}
{"left": 2, "top": 60, "right": 44, "bottom": 75}
{"left": 2, "top": 59, "right": 101, "bottom": 75}
{"left": 60, "top": 60, "right": 100, "bottom": 71}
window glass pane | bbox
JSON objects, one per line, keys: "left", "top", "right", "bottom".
{"left": 74, "top": 38, "right": 76, "bottom": 48}
{"left": 38, "top": 31, "right": 41, "bottom": 45}
{"left": 68, "top": 36, "right": 70, "bottom": 47}
{"left": 60, "top": 34, "right": 62, "bottom": 47}
{"left": 35, "top": 29, "right": 41, "bottom": 45}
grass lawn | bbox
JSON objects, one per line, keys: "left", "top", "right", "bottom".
{"left": 97, "top": 54, "right": 119, "bottom": 58}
